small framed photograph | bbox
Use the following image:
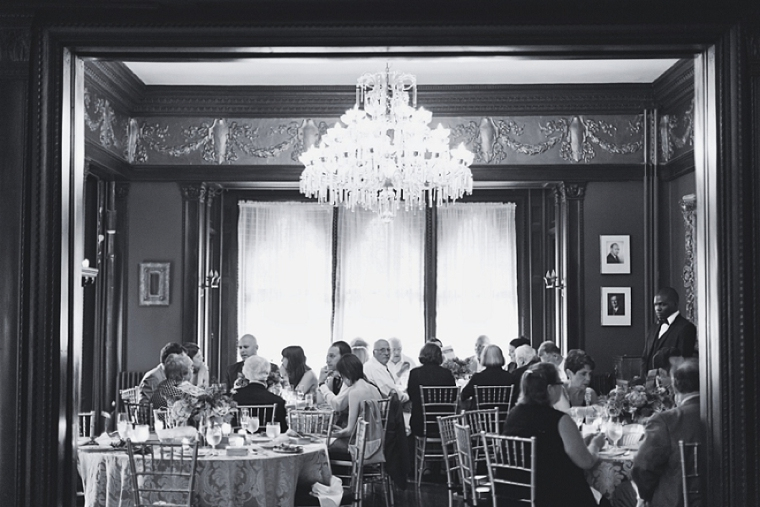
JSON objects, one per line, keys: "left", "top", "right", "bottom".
{"left": 139, "top": 262, "right": 171, "bottom": 306}
{"left": 600, "top": 235, "right": 630, "bottom": 274}
{"left": 601, "top": 287, "right": 631, "bottom": 326}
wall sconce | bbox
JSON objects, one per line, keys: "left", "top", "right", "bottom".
{"left": 81, "top": 259, "right": 98, "bottom": 287}
{"left": 543, "top": 269, "right": 565, "bottom": 290}
{"left": 200, "top": 269, "right": 221, "bottom": 290}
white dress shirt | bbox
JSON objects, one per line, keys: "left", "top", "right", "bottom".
{"left": 658, "top": 311, "right": 680, "bottom": 338}
{"left": 364, "top": 356, "right": 409, "bottom": 403}
{"left": 318, "top": 380, "right": 349, "bottom": 412}
{"left": 387, "top": 353, "right": 417, "bottom": 388}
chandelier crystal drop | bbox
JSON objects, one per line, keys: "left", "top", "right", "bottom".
{"left": 299, "top": 68, "right": 474, "bottom": 220}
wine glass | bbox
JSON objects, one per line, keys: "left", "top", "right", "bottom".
{"left": 206, "top": 424, "right": 223, "bottom": 454}
{"left": 117, "top": 413, "right": 131, "bottom": 440}
{"left": 607, "top": 421, "right": 623, "bottom": 449}
{"left": 247, "top": 416, "right": 260, "bottom": 435}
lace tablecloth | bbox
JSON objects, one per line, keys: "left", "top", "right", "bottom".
{"left": 77, "top": 443, "right": 331, "bottom": 507}
{"left": 585, "top": 450, "right": 634, "bottom": 500}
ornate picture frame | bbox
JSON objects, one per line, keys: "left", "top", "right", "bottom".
{"left": 139, "top": 262, "right": 171, "bottom": 306}
{"left": 600, "top": 235, "right": 631, "bottom": 274}
{"left": 601, "top": 287, "right": 631, "bottom": 326}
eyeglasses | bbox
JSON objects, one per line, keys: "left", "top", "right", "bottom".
{"left": 375, "top": 348, "right": 391, "bottom": 353}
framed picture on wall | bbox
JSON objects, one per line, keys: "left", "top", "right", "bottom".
{"left": 601, "top": 287, "right": 631, "bottom": 326}
{"left": 139, "top": 262, "right": 171, "bottom": 306}
{"left": 600, "top": 235, "right": 630, "bottom": 274}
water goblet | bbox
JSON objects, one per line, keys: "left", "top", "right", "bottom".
{"left": 607, "top": 421, "right": 623, "bottom": 449}
{"left": 266, "top": 422, "right": 280, "bottom": 439}
{"left": 205, "top": 423, "right": 223, "bottom": 454}
{"left": 132, "top": 424, "right": 150, "bottom": 443}
{"left": 117, "top": 413, "right": 131, "bottom": 440}
{"left": 247, "top": 416, "right": 260, "bottom": 435}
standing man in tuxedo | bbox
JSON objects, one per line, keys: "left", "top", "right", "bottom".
{"left": 225, "top": 334, "right": 258, "bottom": 392}
{"left": 641, "top": 287, "right": 696, "bottom": 378}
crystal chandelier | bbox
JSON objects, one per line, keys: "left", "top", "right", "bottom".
{"left": 299, "top": 68, "right": 474, "bottom": 220}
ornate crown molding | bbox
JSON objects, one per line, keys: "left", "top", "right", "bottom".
{"left": 85, "top": 60, "right": 144, "bottom": 113}
{"left": 0, "top": 28, "right": 30, "bottom": 62}
{"left": 653, "top": 58, "right": 694, "bottom": 111}
{"left": 659, "top": 99, "right": 694, "bottom": 164}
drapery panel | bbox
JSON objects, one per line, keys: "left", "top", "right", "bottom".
{"left": 237, "top": 202, "right": 333, "bottom": 366}
{"left": 333, "top": 208, "right": 426, "bottom": 348}
{"left": 436, "top": 203, "right": 519, "bottom": 359}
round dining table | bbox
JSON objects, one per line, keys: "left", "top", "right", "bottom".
{"left": 77, "top": 438, "right": 332, "bottom": 507}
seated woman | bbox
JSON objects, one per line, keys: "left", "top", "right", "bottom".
{"left": 563, "top": 349, "right": 599, "bottom": 407}
{"left": 233, "top": 355, "right": 288, "bottom": 433}
{"left": 281, "top": 345, "right": 318, "bottom": 396}
{"left": 408, "top": 342, "right": 456, "bottom": 438}
{"left": 151, "top": 353, "right": 194, "bottom": 409}
{"left": 503, "top": 362, "right": 606, "bottom": 507}
{"left": 183, "top": 342, "right": 209, "bottom": 387}
{"left": 328, "top": 354, "right": 384, "bottom": 459}
{"left": 460, "top": 344, "right": 513, "bottom": 405}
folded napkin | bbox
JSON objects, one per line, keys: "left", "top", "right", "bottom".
{"left": 95, "top": 432, "right": 116, "bottom": 446}
{"left": 311, "top": 476, "right": 343, "bottom": 507}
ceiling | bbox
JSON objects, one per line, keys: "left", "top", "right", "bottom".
{"left": 122, "top": 56, "right": 681, "bottom": 86}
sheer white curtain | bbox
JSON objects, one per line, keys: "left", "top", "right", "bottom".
{"left": 436, "top": 203, "right": 519, "bottom": 359}
{"left": 334, "top": 208, "right": 425, "bottom": 353}
{"left": 237, "top": 202, "right": 333, "bottom": 368}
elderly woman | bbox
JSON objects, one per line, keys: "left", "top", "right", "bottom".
{"left": 281, "top": 345, "right": 318, "bottom": 395}
{"left": 407, "top": 342, "right": 456, "bottom": 438}
{"left": 460, "top": 344, "right": 513, "bottom": 404}
{"left": 328, "top": 354, "right": 383, "bottom": 459}
{"left": 503, "top": 362, "right": 606, "bottom": 507}
{"left": 151, "top": 353, "right": 193, "bottom": 409}
{"left": 563, "top": 349, "right": 599, "bottom": 407}
{"left": 232, "top": 355, "right": 288, "bottom": 432}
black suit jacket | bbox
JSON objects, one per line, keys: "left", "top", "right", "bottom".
{"left": 231, "top": 382, "right": 288, "bottom": 432}
{"left": 641, "top": 314, "right": 697, "bottom": 377}
{"left": 607, "top": 253, "right": 622, "bottom": 264}
{"left": 407, "top": 364, "right": 456, "bottom": 437}
{"left": 225, "top": 361, "right": 244, "bottom": 392}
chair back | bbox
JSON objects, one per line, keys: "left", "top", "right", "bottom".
{"left": 437, "top": 414, "right": 464, "bottom": 500}
{"left": 348, "top": 418, "right": 369, "bottom": 505}
{"left": 481, "top": 432, "right": 536, "bottom": 506}
{"left": 78, "top": 411, "right": 96, "bottom": 439}
{"left": 679, "top": 440, "right": 701, "bottom": 507}
{"left": 237, "top": 404, "right": 278, "bottom": 427}
{"left": 473, "top": 385, "right": 513, "bottom": 425}
{"left": 462, "top": 408, "right": 499, "bottom": 463}
{"left": 454, "top": 423, "right": 483, "bottom": 504}
{"left": 126, "top": 439, "right": 199, "bottom": 507}
{"left": 288, "top": 409, "right": 334, "bottom": 440}
{"left": 124, "top": 401, "right": 154, "bottom": 428}
{"left": 619, "top": 424, "right": 645, "bottom": 447}
{"left": 420, "top": 386, "right": 459, "bottom": 438}
{"left": 120, "top": 386, "right": 140, "bottom": 405}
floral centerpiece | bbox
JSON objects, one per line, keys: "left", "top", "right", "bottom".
{"left": 605, "top": 384, "right": 675, "bottom": 424}
{"left": 168, "top": 383, "right": 237, "bottom": 428}
{"left": 442, "top": 357, "right": 471, "bottom": 381}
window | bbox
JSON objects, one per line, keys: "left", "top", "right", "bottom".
{"left": 238, "top": 201, "right": 518, "bottom": 367}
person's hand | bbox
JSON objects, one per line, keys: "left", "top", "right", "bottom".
{"left": 591, "top": 432, "right": 607, "bottom": 451}
{"left": 318, "top": 366, "right": 330, "bottom": 384}
{"left": 398, "top": 362, "right": 411, "bottom": 375}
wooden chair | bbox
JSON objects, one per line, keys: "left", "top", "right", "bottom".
{"left": 296, "top": 419, "right": 368, "bottom": 507}
{"left": 126, "top": 439, "right": 199, "bottom": 507}
{"left": 437, "top": 414, "right": 464, "bottom": 507}
{"left": 287, "top": 409, "right": 334, "bottom": 440}
{"left": 473, "top": 386, "right": 512, "bottom": 430}
{"left": 124, "top": 401, "right": 154, "bottom": 429}
{"left": 415, "top": 386, "right": 459, "bottom": 488}
{"left": 454, "top": 423, "right": 490, "bottom": 506}
{"left": 120, "top": 386, "right": 140, "bottom": 405}
{"left": 619, "top": 424, "right": 645, "bottom": 447}
{"left": 679, "top": 440, "right": 701, "bottom": 507}
{"left": 78, "top": 411, "right": 96, "bottom": 440}
{"left": 236, "top": 404, "right": 277, "bottom": 429}
{"left": 481, "top": 432, "right": 536, "bottom": 507}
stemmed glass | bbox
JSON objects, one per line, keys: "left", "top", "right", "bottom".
{"left": 606, "top": 420, "right": 623, "bottom": 449}
{"left": 116, "top": 413, "right": 131, "bottom": 440}
{"left": 205, "top": 423, "right": 223, "bottom": 455}
{"left": 247, "top": 416, "right": 260, "bottom": 435}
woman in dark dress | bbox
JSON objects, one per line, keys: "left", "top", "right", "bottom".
{"left": 502, "top": 362, "right": 606, "bottom": 507}
{"left": 407, "top": 343, "right": 456, "bottom": 438}
{"left": 460, "top": 344, "right": 513, "bottom": 404}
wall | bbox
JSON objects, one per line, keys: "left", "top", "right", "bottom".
{"left": 582, "top": 181, "right": 647, "bottom": 374}
{"left": 126, "top": 182, "right": 184, "bottom": 372}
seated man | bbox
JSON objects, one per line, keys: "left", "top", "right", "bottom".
{"left": 632, "top": 360, "right": 703, "bottom": 507}
{"left": 151, "top": 353, "right": 194, "bottom": 409}
{"left": 316, "top": 340, "right": 352, "bottom": 412}
{"left": 364, "top": 339, "right": 409, "bottom": 403}
{"left": 225, "top": 334, "right": 258, "bottom": 392}
{"left": 138, "top": 342, "right": 186, "bottom": 404}
{"left": 386, "top": 337, "right": 416, "bottom": 389}
{"left": 506, "top": 336, "right": 531, "bottom": 373}
{"left": 563, "top": 349, "right": 599, "bottom": 407}
{"left": 508, "top": 344, "right": 540, "bottom": 405}
{"left": 538, "top": 340, "right": 567, "bottom": 382}
{"left": 232, "top": 355, "right": 288, "bottom": 433}
{"left": 465, "top": 334, "right": 490, "bottom": 373}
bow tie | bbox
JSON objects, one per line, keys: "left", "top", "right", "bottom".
{"left": 658, "top": 318, "right": 669, "bottom": 326}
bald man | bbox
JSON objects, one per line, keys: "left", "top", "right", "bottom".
{"left": 466, "top": 335, "right": 490, "bottom": 373}
{"left": 225, "top": 334, "right": 258, "bottom": 392}
{"left": 364, "top": 339, "right": 409, "bottom": 402}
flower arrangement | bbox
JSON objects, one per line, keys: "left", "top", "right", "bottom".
{"left": 442, "top": 357, "right": 471, "bottom": 381}
{"left": 168, "top": 383, "right": 237, "bottom": 428}
{"left": 606, "top": 384, "right": 675, "bottom": 423}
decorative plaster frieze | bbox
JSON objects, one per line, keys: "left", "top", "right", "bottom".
{"left": 0, "top": 29, "right": 30, "bottom": 62}
{"left": 659, "top": 99, "right": 694, "bottom": 163}
{"left": 680, "top": 194, "right": 696, "bottom": 325}
{"left": 84, "top": 87, "right": 131, "bottom": 160}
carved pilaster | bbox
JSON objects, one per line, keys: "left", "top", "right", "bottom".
{"left": 560, "top": 182, "right": 586, "bottom": 349}
{"left": 180, "top": 183, "right": 207, "bottom": 204}
{"left": 0, "top": 28, "right": 30, "bottom": 63}
{"left": 680, "top": 194, "right": 697, "bottom": 324}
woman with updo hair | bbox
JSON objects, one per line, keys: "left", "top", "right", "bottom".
{"left": 502, "top": 362, "right": 606, "bottom": 507}
{"left": 407, "top": 342, "right": 456, "bottom": 438}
